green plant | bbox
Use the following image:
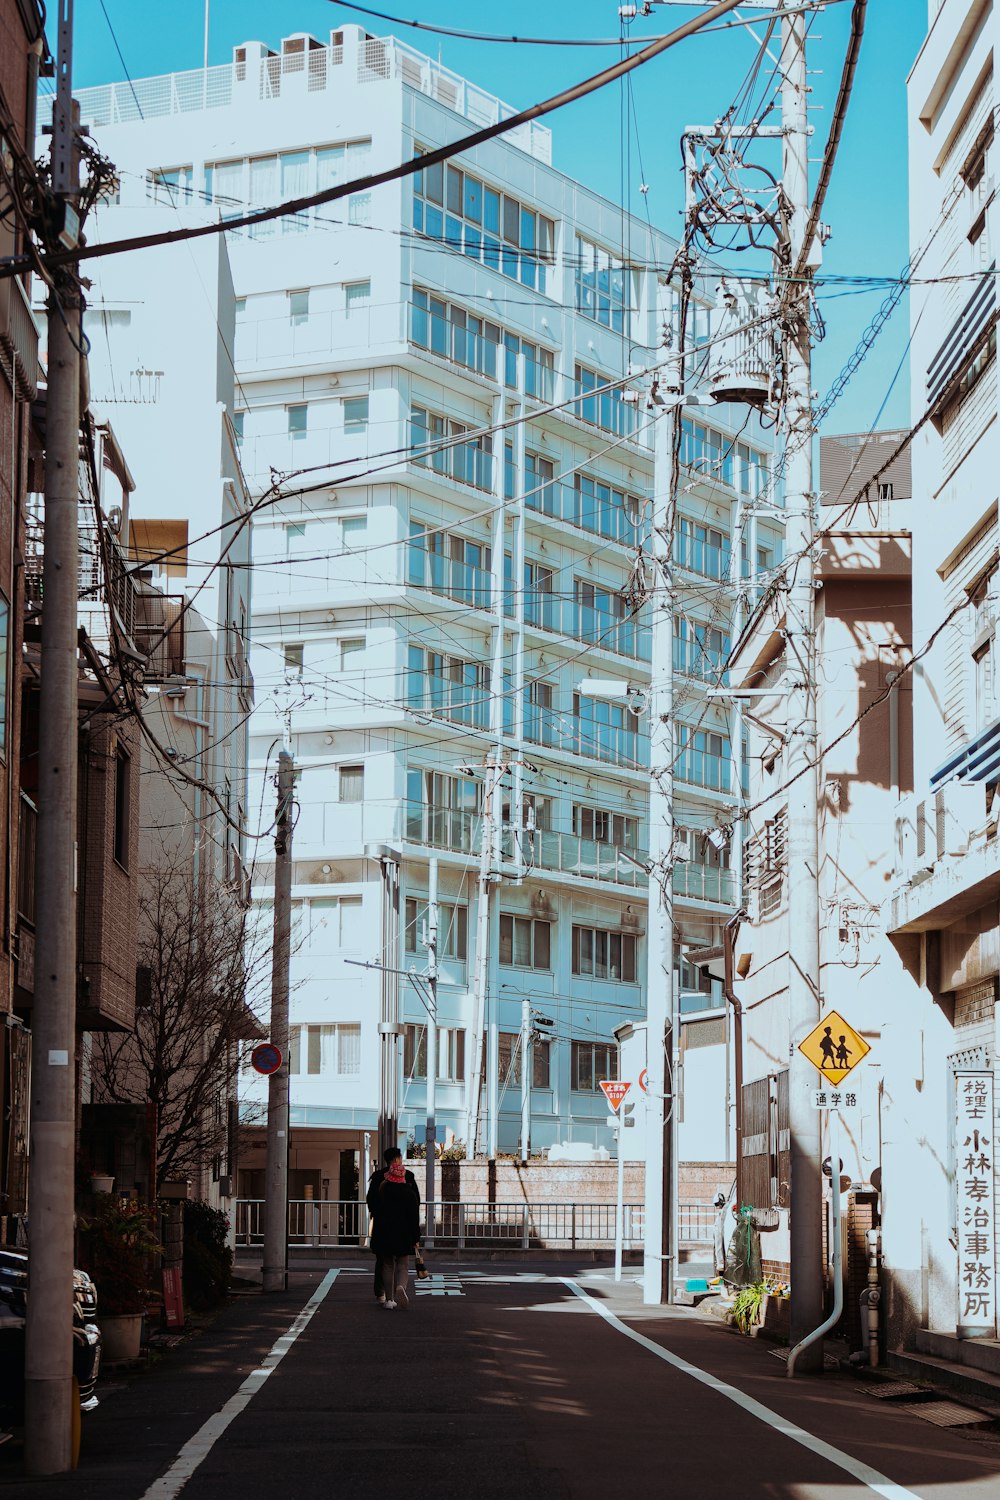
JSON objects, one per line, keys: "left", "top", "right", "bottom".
{"left": 439, "top": 1141, "right": 466, "bottom": 1163}
{"left": 730, "top": 1279, "right": 769, "bottom": 1334}
{"left": 181, "top": 1199, "right": 232, "bottom": 1311}
{"left": 77, "top": 1197, "right": 161, "bottom": 1316}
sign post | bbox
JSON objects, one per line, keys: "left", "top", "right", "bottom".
{"left": 600, "top": 1081, "right": 631, "bottom": 1281}
{"left": 788, "top": 1010, "right": 872, "bottom": 1377}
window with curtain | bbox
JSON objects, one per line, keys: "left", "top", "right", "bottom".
{"left": 498, "top": 915, "right": 551, "bottom": 970}
{"left": 338, "top": 765, "right": 364, "bottom": 803}
{"left": 289, "top": 1023, "right": 359, "bottom": 1075}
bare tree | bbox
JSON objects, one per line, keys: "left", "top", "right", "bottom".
{"left": 92, "top": 857, "right": 269, "bottom": 1191}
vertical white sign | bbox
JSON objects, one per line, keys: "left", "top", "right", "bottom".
{"left": 955, "top": 1071, "right": 997, "bottom": 1336}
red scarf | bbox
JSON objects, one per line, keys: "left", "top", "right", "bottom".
{"left": 385, "top": 1161, "right": 406, "bottom": 1184}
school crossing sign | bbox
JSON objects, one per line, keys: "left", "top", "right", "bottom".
{"left": 798, "top": 1010, "right": 870, "bottom": 1086}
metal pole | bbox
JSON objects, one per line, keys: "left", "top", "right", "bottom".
{"left": 262, "top": 750, "right": 294, "bottom": 1293}
{"left": 780, "top": 0, "right": 824, "bottom": 1365}
{"left": 424, "top": 858, "right": 438, "bottom": 1245}
{"left": 466, "top": 760, "right": 501, "bottom": 1155}
{"left": 643, "top": 329, "right": 679, "bottom": 1306}
{"left": 788, "top": 1112, "right": 842, "bottom": 1378}
{"left": 24, "top": 0, "right": 80, "bottom": 1472}
{"left": 487, "top": 1020, "right": 499, "bottom": 1158}
{"left": 614, "top": 1121, "right": 625, "bottom": 1282}
{"left": 377, "top": 852, "right": 401, "bottom": 1157}
{"left": 520, "top": 998, "right": 530, "bottom": 1164}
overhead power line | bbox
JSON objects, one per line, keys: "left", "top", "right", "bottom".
{"left": 0, "top": 0, "right": 748, "bottom": 282}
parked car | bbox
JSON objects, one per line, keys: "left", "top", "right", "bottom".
{"left": 0, "top": 1248, "right": 102, "bottom": 1431}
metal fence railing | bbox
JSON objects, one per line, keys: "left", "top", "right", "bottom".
{"left": 235, "top": 1199, "right": 716, "bottom": 1251}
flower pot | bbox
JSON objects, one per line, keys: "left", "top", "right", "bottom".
{"left": 100, "top": 1312, "right": 143, "bottom": 1361}
{"left": 89, "top": 1174, "right": 115, "bottom": 1195}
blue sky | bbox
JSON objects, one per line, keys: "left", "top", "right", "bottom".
{"left": 70, "top": 1, "right": 927, "bottom": 436}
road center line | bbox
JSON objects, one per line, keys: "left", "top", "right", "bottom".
{"left": 140, "top": 1271, "right": 339, "bottom": 1500}
{"left": 563, "top": 1280, "right": 923, "bottom": 1500}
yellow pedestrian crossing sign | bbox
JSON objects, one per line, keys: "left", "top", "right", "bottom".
{"left": 798, "top": 1010, "right": 870, "bottom": 1085}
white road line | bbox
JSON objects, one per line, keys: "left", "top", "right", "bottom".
{"left": 140, "top": 1271, "right": 339, "bottom": 1500}
{"left": 564, "top": 1280, "right": 923, "bottom": 1500}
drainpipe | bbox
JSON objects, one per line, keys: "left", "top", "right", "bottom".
{"left": 723, "top": 908, "right": 746, "bottom": 1208}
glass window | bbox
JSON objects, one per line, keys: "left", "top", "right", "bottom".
{"left": 571, "top": 1041, "right": 617, "bottom": 1092}
{"left": 113, "top": 746, "right": 130, "bottom": 867}
{"left": 338, "top": 764, "right": 364, "bottom": 803}
{"left": 343, "top": 397, "right": 369, "bottom": 431}
{"left": 345, "top": 280, "right": 371, "bottom": 315}
{"left": 287, "top": 404, "right": 307, "bottom": 438}
{"left": 283, "top": 643, "right": 304, "bottom": 676}
{"left": 340, "top": 638, "right": 364, "bottom": 669}
{"left": 341, "top": 516, "right": 367, "bottom": 543}
{"left": 571, "top": 925, "right": 636, "bottom": 982}
{"left": 498, "top": 915, "right": 550, "bottom": 970}
{"left": 288, "top": 289, "right": 309, "bottom": 325}
{"left": 232, "top": 411, "right": 244, "bottom": 445}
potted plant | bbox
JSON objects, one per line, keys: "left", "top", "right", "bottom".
{"left": 77, "top": 1196, "right": 161, "bottom": 1361}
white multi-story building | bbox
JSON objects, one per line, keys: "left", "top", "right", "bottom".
{"left": 886, "top": 0, "right": 1000, "bottom": 1354}
{"left": 70, "top": 24, "right": 779, "bottom": 1201}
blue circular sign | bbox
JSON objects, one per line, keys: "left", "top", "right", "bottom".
{"left": 251, "top": 1043, "right": 282, "bottom": 1075}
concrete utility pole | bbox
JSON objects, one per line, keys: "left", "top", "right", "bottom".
{"left": 24, "top": 0, "right": 81, "bottom": 1473}
{"left": 779, "top": 0, "right": 824, "bottom": 1365}
{"left": 520, "top": 997, "right": 531, "bottom": 1164}
{"left": 263, "top": 749, "right": 294, "bottom": 1293}
{"left": 643, "top": 340, "right": 681, "bottom": 1307}
{"left": 466, "top": 758, "right": 503, "bottom": 1154}
{"left": 424, "top": 857, "right": 439, "bottom": 1243}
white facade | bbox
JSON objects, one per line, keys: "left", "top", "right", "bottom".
{"left": 885, "top": 0, "right": 1000, "bottom": 1345}
{"left": 76, "top": 223, "right": 254, "bottom": 1204}
{"left": 69, "top": 24, "right": 778, "bottom": 1192}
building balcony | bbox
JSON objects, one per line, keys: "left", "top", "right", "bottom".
{"left": 673, "top": 862, "right": 735, "bottom": 906}
{"left": 0, "top": 275, "right": 40, "bottom": 401}
{"left": 890, "top": 780, "right": 999, "bottom": 933}
{"left": 501, "top": 827, "right": 647, "bottom": 890}
{"left": 235, "top": 302, "right": 403, "bottom": 372}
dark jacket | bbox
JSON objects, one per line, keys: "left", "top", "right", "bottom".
{"left": 366, "top": 1166, "right": 420, "bottom": 1218}
{"left": 369, "top": 1176, "right": 420, "bottom": 1258}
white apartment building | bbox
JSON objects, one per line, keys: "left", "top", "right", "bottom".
{"left": 886, "top": 0, "right": 1000, "bottom": 1353}
{"left": 69, "top": 24, "right": 780, "bottom": 1202}
{"left": 69, "top": 225, "right": 255, "bottom": 1204}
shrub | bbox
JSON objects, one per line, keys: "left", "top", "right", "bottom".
{"left": 730, "top": 1279, "right": 770, "bottom": 1334}
{"left": 78, "top": 1197, "right": 161, "bottom": 1316}
{"left": 182, "top": 1199, "right": 232, "bottom": 1311}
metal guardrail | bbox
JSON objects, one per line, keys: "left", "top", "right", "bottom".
{"left": 234, "top": 1198, "right": 716, "bottom": 1250}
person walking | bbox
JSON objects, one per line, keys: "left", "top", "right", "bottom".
{"left": 371, "top": 1152, "right": 420, "bottom": 1309}
{"left": 366, "top": 1147, "right": 420, "bottom": 1304}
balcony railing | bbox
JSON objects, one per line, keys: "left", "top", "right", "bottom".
{"left": 0, "top": 275, "right": 40, "bottom": 401}
{"left": 134, "top": 589, "right": 186, "bottom": 680}
{"left": 673, "top": 534, "right": 733, "bottom": 583}
{"left": 25, "top": 518, "right": 140, "bottom": 648}
{"left": 517, "top": 475, "right": 648, "bottom": 548}
{"left": 520, "top": 592, "right": 650, "bottom": 662}
{"left": 405, "top": 804, "right": 480, "bottom": 855}
{"left": 503, "top": 827, "right": 647, "bottom": 888}
{"left": 525, "top": 707, "right": 649, "bottom": 770}
{"left": 673, "top": 863, "right": 735, "bottom": 905}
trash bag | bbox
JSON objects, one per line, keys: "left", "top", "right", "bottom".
{"left": 723, "top": 1206, "right": 762, "bottom": 1290}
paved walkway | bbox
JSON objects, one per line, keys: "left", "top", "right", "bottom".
{"left": 4, "top": 1263, "right": 1000, "bottom": 1499}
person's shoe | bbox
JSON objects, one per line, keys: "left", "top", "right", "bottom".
{"left": 396, "top": 1286, "right": 408, "bottom": 1309}
{"left": 383, "top": 1299, "right": 397, "bottom": 1309}
{"left": 376, "top": 1293, "right": 386, "bottom": 1304}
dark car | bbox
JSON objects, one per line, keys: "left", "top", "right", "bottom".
{"left": 0, "top": 1248, "right": 102, "bottom": 1430}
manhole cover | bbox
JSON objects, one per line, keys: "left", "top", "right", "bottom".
{"left": 865, "top": 1381, "right": 926, "bottom": 1400}
{"left": 899, "top": 1400, "right": 991, "bottom": 1427}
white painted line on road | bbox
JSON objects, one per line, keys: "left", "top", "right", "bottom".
{"left": 564, "top": 1281, "right": 923, "bottom": 1500}
{"left": 140, "top": 1271, "right": 339, "bottom": 1500}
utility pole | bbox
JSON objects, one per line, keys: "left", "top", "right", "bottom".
{"left": 24, "top": 0, "right": 81, "bottom": 1473}
{"left": 263, "top": 749, "right": 294, "bottom": 1293}
{"left": 643, "top": 333, "right": 681, "bottom": 1306}
{"left": 424, "top": 857, "right": 439, "bottom": 1244}
{"left": 519, "top": 997, "right": 530, "bottom": 1164}
{"left": 465, "top": 758, "right": 503, "bottom": 1154}
{"left": 780, "top": 0, "right": 823, "bottom": 1365}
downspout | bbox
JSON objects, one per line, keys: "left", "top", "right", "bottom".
{"left": 723, "top": 907, "right": 746, "bottom": 1208}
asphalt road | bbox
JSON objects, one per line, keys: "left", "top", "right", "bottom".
{"left": 5, "top": 1264, "right": 1000, "bottom": 1500}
